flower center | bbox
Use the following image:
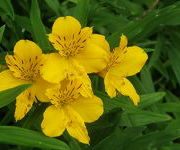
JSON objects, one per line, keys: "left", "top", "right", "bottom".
{"left": 47, "top": 80, "right": 82, "bottom": 107}
{"left": 107, "top": 48, "right": 128, "bottom": 69}
{"left": 50, "top": 28, "right": 92, "bottom": 57}
{"left": 6, "top": 55, "right": 43, "bottom": 81}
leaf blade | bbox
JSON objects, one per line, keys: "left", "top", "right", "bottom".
{"left": 0, "top": 84, "right": 31, "bottom": 108}
{"left": 30, "top": 0, "right": 51, "bottom": 52}
{"left": 0, "top": 126, "right": 70, "bottom": 150}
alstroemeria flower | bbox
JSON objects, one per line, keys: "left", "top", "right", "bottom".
{"left": 0, "top": 40, "right": 54, "bottom": 121}
{"left": 41, "top": 16, "right": 109, "bottom": 97}
{"left": 99, "top": 35, "right": 148, "bottom": 105}
{"left": 41, "top": 79, "right": 103, "bottom": 144}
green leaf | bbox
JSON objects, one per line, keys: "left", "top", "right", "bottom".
{"left": 148, "top": 35, "right": 162, "bottom": 68}
{"left": 44, "top": 0, "right": 61, "bottom": 16}
{"left": 153, "top": 59, "right": 169, "bottom": 80}
{"left": 0, "top": 25, "right": 5, "bottom": 43}
{"left": 107, "top": 4, "right": 180, "bottom": 48}
{"left": 140, "top": 67, "right": 155, "bottom": 93}
{"left": 73, "top": 0, "right": 89, "bottom": 27}
{"left": 143, "top": 48, "right": 155, "bottom": 52}
{"left": 15, "top": 15, "right": 32, "bottom": 33}
{"left": 69, "top": 0, "right": 78, "bottom": 3}
{"left": 0, "top": 0, "right": 14, "bottom": 19}
{"left": 0, "top": 84, "right": 31, "bottom": 108}
{"left": 93, "top": 127, "right": 144, "bottom": 150}
{"left": 126, "top": 129, "right": 180, "bottom": 150}
{"left": 168, "top": 37, "right": 180, "bottom": 86}
{"left": 129, "top": 76, "right": 147, "bottom": 94}
{"left": 119, "top": 111, "right": 171, "bottom": 127}
{"left": 169, "top": 144, "right": 180, "bottom": 150}
{"left": 30, "top": 0, "right": 51, "bottom": 52}
{"left": 157, "top": 102, "right": 180, "bottom": 113}
{"left": 0, "top": 126, "right": 70, "bottom": 150}
{"left": 95, "top": 90, "right": 138, "bottom": 113}
{"left": 139, "top": 92, "right": 166, "bottom": 109}
{"left": 96, "top": 90, "right": 166, "bottom": 112}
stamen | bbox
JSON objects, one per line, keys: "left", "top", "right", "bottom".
{"left": 77, "top": 84, "right": 82, "bottom": 89}
{"left": 77, "top": 37, "right": 81, "bottom": 43}
{"left": 82, "top": 39, "right": 86, "bottom": 43}
{"left": 56, "top": 40, "right": 64, "bottom": 48}
{"left": 53, "top": 28, "right": 91, "bottom": 57}
{"left": 58, "top": 36, "right": 61, "bottom": 40}
{"left": 13, "top": 56, "right": 16, "bottom": 60}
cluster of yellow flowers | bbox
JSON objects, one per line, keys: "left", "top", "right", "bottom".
{"left": 0, "top": 16, "right": 148, "bottom": 144}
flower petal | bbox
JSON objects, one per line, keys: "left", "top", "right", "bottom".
{"left": 33, "top": 77, "right": 56, "bottom": 102}
{"left": 0, "top": 70, "right": 28, "bottom": 91}
{"left": 113, "top": 77, "right": 140, "bottom": 105}
{"left": 70, "top": 95, "right": 103, "bottom": 123}
{"left": 119, "top": 34, "right": 128, "bottom": 50}
{"left": 119, "top": 78, "right": 140, "bottom": 105}
{"left": 90, "top": 34, "right": 110, "bottom": 53}
{"left": 14, "top": 40, "right": 42, "bottom": 59}
{"left": 52, "top": 16, "right": 81, "bottom": 36}
{"left": 48, "top": 34, "right": 62, "bottom": 51}
{"left": 40, "top": 53, "right": 67, "bottom": 83}
{"left": 67, "top": 59, "right": 93, "bottom": 97}
{"left": 65, "top": 106, "right": 90, "bottom": 144}
{"left": 41, "top": 105, "right": 67, "bottom": 137}
{"left": 110, "top": 46, "right": 148, "bottom": 77}
{"left": 104, "top": 73, "right": 139, "bottom": 105}
{"left": 15, "top": 89, "right": 35, "bottom": 121}
{"left": 75, "top": 43, "right": 108, "bottom": 73}
{"left": 104, "top": 73, "right": 116, "bottom": 98}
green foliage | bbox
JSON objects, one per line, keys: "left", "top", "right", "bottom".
{"left": 30, "top": 0, "right": 51, "bottom": 53}
{"left": 0, "top": 126, "right": 70, "bottom": 150}
{"left": 0, "top": 84, "right": 31, "bottom": 108}
{"left": 0, "top": 0, "right": 14, "bottom": 20}
{"left": 73, "top": 0, "right": 90, "bottom": 27}
{"left": 0, "top": 25, "right": 5, "bottom": 43}
{"left": 0, "top": 0, "right": 180, "bottom": 149}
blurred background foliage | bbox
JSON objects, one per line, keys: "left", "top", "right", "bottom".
{"left": 1, "top": 0, "right": 180, "bottom": 150}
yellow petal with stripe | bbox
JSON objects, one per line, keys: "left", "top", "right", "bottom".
{"left": 110, "top": 46, "right": 148, "bottom": 77}
{"left": 65, "top": 106, "right": 90, "bottom": 144}
{"left": 0, "top": 70, "right": 28, "bottom": 91}
{"left": 15, "top": 89, "right": 35, "bottom": 121}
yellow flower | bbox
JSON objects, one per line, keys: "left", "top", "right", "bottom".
{"left": 0, "top": 40, "right": 54, "bottom": 121}
{"left": 41, "top": 79, "right": 103, "bottom": 144}
{"left": 99, "top": 35, "right": 148, "bottom": 105}
{"left": 40, "top": 16, "right": 109, "bottom": 97}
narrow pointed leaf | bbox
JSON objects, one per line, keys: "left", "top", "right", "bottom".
{"left": 30, "top": 0, "right": 51, "bottom": 52}
{"left": 0, "top": 84, "right": 31, "bottom": 108}
{"left": 0, "top": 25, "right": 5, "bottom": 43}
{"left": 0, "top": 126, "right": 70, "bottom": 150}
